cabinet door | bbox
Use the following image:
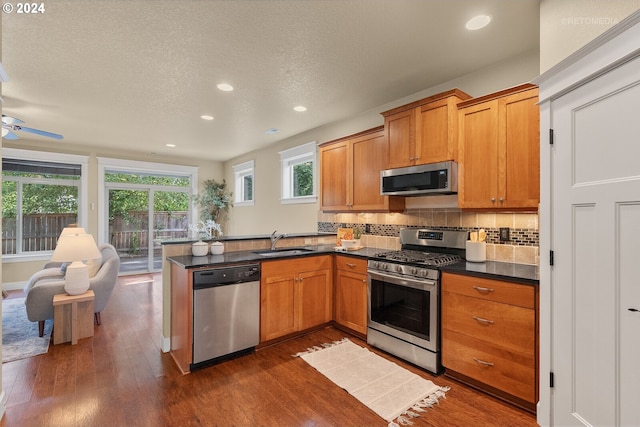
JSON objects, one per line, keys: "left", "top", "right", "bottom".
{"left": 458, "top": 99, "right": 500, "bottom": 208}
{"left": 501, "top": 89, "right": 540, "bottom": 208}
{"left": 335, "top": 269, "right": 368, "bottom": 334}
{"left": 260, "top": 268, "right": 296, "bottom": 342}
{"left": 319, "top": 140, "right": 351, "bottom": 211}
{"left": 385, "top": 109, "right": 415, "bottom": 169}
{"left": 416, "top": 98, "right": 454, "bottom": 164}
{"left": 351, "top": 130, "right": 389, "bottom": 211}
{"left": 297, "top": 268, "right": 332, "bottom": 330}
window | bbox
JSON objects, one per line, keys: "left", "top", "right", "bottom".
{"left": 279, "top": 142, "right": 317, "bottom": 204}
{"left": 233, "top": 160, "right": 254, "bottom": 206}
{"left": 1, "top": 149, "right": 89, "bottom": 259}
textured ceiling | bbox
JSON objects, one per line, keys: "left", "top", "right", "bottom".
{"left": 1, "top": 0, "right": 539, "bottom": 161}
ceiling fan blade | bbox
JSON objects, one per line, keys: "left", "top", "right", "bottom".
{"left": 2, "top": 129, "right": 20, "bottom": 140}
{"left": 2, "top": 114, "right": 24, "bottom": 125}
{"left": 16, "top": 125, "right": 64, "bottom": 140}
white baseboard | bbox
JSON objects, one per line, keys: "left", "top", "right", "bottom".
{"left": 2, "top": 281, "right": 27, "bottom": 292}
{"left": 162, "top": 336, "right": 170, "bottom": 353}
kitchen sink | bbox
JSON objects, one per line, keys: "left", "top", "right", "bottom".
{"left": 253, "top": 248, "right": 314, "bottom": 257}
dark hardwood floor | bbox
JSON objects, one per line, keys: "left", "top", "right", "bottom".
{"left": 1, "top": 274, "right": 538, "bottom": 427}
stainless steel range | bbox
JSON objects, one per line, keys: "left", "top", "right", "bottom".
{"left": 367, "top": 228, "right": 467, "bottom": 374}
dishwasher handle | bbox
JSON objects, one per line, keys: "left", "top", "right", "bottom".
{"left": 193, "top": 264, "right": 260, "bottom": 289}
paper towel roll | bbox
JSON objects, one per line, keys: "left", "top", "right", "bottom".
{"left": 466, "top": 241, "right": 486, "bottom": 262}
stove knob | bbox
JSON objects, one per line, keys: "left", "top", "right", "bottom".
{"left": 372, "top": 261, "right": 379, "bottom": 269}
{"left": 382, "top": 264, "right": 388, "bottom": 271}
{"left": 410, "top": 267, "right": 418, "bottom": 275}
{"left": 419, "top": 270, "right": 427, "bottom": 277}
{"left": 395, "top": 265, "right": 403, "bottom": 273}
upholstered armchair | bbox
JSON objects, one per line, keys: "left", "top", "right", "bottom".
{"left": 24, "top": 244, "right": 121, "bottom": 336}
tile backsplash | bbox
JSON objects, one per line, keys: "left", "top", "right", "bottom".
{"left": 318, "top": 209, "right": 539, "bottom": 266}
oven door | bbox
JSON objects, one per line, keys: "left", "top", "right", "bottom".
{"left": 368, "top": 269, "right": 439, "bottom": 352}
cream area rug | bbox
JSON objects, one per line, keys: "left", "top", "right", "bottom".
{"left": 2, "top": 297, "right": 53, "bottom": 363}
{"left": 295, "top": 338, "right": 448, "bottom": 427}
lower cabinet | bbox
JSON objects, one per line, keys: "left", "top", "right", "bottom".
{"left": 334, "top": 255, "right": 368, "bottom": 335}
{"left": 260, "top": 255, "right": 332, "bottom": 342}
{"left": 441, "top": 272, "right": 538, "bottom": 412}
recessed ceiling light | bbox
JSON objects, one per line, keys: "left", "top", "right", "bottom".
{"left": 265, "top": 128, "right": 279, "bottom": 135}
{"left": 217, "top": 83, "right": 234, "bottom": 92}
{"left": 466, "top": 14, "right": 491, "bottom": 30}
{"left": 166, "top": 144, "right": 176, "bottom": 148}
{"left": 293, "top": 105, "right": 307, "bottom": 112}
{"left": 200, "top": 115, "right": 214, "bottom": 120}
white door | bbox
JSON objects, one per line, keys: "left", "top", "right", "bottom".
{"left": 551, "top": 54, "right": 640, "bottom": 426}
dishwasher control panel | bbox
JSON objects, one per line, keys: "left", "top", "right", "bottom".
{"left": 193, "top": 264, "right": 260, "bottom": 288}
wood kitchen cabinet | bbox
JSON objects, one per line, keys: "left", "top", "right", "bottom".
{"left": 334, "top": 255, "right": 368, "bottom": 336}
{"left": 441, "top": 272, "right": 538, "bottom": 412}
{"left": 457, "top": 84, "right": 540, "bottom": 209}
{"left": 260, "top": 256, "right": 332, "bottom": 342}
{"left": 381, "top": 89, "right": 471, "bottom": 169}
{"left": 319, "top": 127, "right": 404, "bottom": 212}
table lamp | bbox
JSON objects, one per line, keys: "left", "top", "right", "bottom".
{"left": 51, "top": 229, "right": 101, "bottom": 295}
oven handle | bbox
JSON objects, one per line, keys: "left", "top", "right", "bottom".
{"left": 368, "top": 270, "right": 437, "bottom": 291}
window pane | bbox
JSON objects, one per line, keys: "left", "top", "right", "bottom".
{"left": 243, "top": 175, "right": 253, "bottom": 201}
{"left": 22, "top": 183, "right": 78, "bottom": 252}
{"left": 293, "top": 161, "right": 313, "bottom": 197}
{"left": 105, "top": 171, "right": 190, "bottom": 187}
{"left": 2, "top": 181, "right": 17, "bottom": 255}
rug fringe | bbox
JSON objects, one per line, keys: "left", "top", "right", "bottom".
{"left": 388, "top": 386, "right": 450, "bottom": 427}
{"left": 292, "top": 337, "right": 350, "bottom": 357}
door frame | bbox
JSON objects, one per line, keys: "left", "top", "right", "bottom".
{"left": 97, "top": 157, "right": 198, "bottom": 271}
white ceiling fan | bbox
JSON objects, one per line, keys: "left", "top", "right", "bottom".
{"left": 1, "top": 115, "right": 63, "bottom": 140}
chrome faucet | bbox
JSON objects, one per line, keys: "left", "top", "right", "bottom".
{"left": 270, "top": 230, "right": 287, "bottom": 250}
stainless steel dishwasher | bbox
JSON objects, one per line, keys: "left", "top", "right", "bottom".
{"left": 192, "top": 264, "right": 260, "bottom": 369}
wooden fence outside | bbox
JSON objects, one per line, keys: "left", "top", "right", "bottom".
{"left": 2, "top": 211, "right": 189, "bottom": 255}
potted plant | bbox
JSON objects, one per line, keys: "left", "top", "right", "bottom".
{"left": 191, "top": 179, "right": 233, "bottom": 255}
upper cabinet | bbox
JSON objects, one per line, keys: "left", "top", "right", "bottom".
{"left": 457, "top": 84, "right": 540, "bottom": 210}
{"left": 319, "top": 127, "right": 404, "bottom": 212}
{"left": 381, "top": 89, "right": 471, "bottom": 169}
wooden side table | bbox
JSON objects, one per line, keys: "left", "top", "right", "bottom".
{"left": 53, "top": 290, "right": 95, "bottom": 345}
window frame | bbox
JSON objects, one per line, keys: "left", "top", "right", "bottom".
{"left": 233, "top": 160, "right": 255, "bottom": 206}
{"left": 97, "top": 157, "right": 198, "bottom": 246}
{"left": 1, "top": 148, "right": 89, "bottom": 262}
{"left": 279, "top": 141, "right": 317, "bottom": 204}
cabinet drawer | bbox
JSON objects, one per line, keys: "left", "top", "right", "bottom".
{"left": 335, "top": 256, "right": 367, "bottom": 274}
{"left": 442, "top": 329, "right": 535, "bottom": 403}
{"left": 442, "top": 291, "right": 534, "bottom": 354}
{"left": 442, "top": 272, "right": 534, "bottom": 309}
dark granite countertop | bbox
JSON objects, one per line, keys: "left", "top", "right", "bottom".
{"left": 441, "top": 260, "right": 539, "bottom": 285}
{"left": 167, "top": 244, "right": 538, "bottom": 285}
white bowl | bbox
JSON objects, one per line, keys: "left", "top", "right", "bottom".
{"left": 341, "top": 239, "right": 359, "bottom": 249}
{"left": 191, "top": 241, "right": 208, "bottom": 256}
{"left": 210, "top": 242, "right": 224, "bottom": 255}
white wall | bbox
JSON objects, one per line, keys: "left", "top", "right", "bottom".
{"left": 540, "top": 0, "right": 640, "bottom": 72}
{"left": 225, "top": 49, "right": 540, "bottom": 236}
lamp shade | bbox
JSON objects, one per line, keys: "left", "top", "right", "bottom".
{"left": 51, "top": 233, "right": 101, "bottom": 263}
{"left": 58, "top": 226, "right": 86, "bottom": 238}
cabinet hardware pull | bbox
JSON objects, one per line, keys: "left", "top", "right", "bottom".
{"left": 499, "top": 197, "right": 504, "bottom": 202}
{"left": 362, "top": 279, "right": 367, "bottom": 283}
{"left": 473, "top": 316, "right": 494, "bottom": 325}
{"left": 491, "top": 197, "right": 496, "bottom": 202}
{"left": 473, "top": 358, "right": 494, "bottom": 367}
{"left": 629, "top": 308, "right": 639, "bottom": 312}
{"left": 473, "top": 286, "right": 494, "bottom": 293}
{"left": 346, "top": 263, "right": 356, "bottom": 268}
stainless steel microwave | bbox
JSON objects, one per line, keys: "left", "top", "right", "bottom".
{"left": 380, "top": 161, "right": 457, "bottom": 196}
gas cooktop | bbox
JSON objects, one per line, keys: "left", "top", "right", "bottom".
{"left": 373, "top": 249, "right": 461, "bottom": 267}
